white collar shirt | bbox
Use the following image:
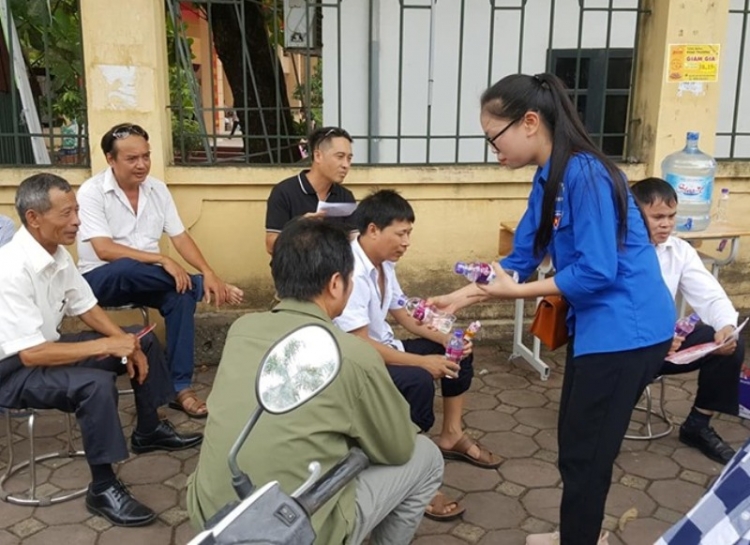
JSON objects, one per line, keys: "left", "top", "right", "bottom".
{"left": 334, "top": 239, "right": 405, "bottom": 351}
{"left": 0, "top": 227, "right": 97, "bottom": 361}
{"left": 76, "top": 167, "right": 185, "bottom": 273}
{"left": 656, "top": 235, "right": 738, "bottom": 331}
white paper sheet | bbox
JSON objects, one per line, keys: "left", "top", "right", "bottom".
{"left": 666, "top": 317, "right": 748, "bottom": 365}
{"left": 316, "top": 202, "right": 357, "bottom": 217}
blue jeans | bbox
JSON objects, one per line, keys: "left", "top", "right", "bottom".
{"left": 84, "top": 258, "right": 204, "bottom": 392}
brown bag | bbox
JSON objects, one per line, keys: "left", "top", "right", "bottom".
{"left": 530, "top": 295, "right": 570, "bottom": 350}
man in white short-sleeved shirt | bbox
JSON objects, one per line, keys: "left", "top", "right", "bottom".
{"left": 76, "top": 123, "right": 243, "bottom": 419}
{"left": 633, "top": 178, "right": 745, "bottom": 466}
{"left": 334, "top": 190, "right": 503, "bottom": 522}
{"left": 0, "top": 173, "right": 202, "bottom": 527}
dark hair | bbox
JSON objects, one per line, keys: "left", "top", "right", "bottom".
{"left": 271, "top": 219, "right": 354, "bottom": 301}
{"left": 353, "top": 189, "right": 415, "bottom": 232}
{"left": 15, "top": 173, "right": 73, "bottom": 226}
{"left": 307, "top": 126, "right": 352, "bottom": 155}
{"left": 481, "top": 73, "right": 628, "bottom": 256}
{"left": 101, "top": 123, "right": 149, "bottom": 158}
{"left": 631, "top": 177, "right": 678, "bottom": 208}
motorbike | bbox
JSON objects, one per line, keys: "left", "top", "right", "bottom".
{"left": 188, "top": 323, "right": 370, "bottom": 545}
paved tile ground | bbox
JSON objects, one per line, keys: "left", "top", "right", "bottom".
{"left": 0, "top": 337, "right": 748, "bottom": 545}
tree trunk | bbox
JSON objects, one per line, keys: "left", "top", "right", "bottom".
{"left": 208, "top": 2, "right": 301, "bottom": 163}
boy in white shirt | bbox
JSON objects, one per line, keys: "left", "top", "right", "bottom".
{"left": 632, "top": 178, "right": 745, "bottom": 464}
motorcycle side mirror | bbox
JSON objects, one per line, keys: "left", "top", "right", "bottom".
{"left": 256, "top": 324, "right": 341, "bottom": 414}
{"left": 228, "top": 324, "right": 342, "bottom": 499}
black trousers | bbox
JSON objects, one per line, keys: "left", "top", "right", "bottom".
{"left": 557, "top": 338, "right": 671, "bottom": 545}
{"left": 386, "top": 338, "right": 474, "bottom": 432}
{"left": 0, "top": 329, "right": 174, "bottom": 466}
{"left": 660, "top": 322, "right": 745, "bottom": 415}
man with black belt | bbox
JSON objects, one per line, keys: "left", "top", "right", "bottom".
{"left": 265, "top": 126, "right": 356, "bottom": 255}
{"left": 633, "top": 178, "right": 745, "bottom": 464}
{"left": 0, "top": 173, "right": 202, "bottom": 527}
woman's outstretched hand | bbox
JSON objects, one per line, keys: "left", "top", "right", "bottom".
{"left": 476, "top": 263, "right": 522, "bottom": 299}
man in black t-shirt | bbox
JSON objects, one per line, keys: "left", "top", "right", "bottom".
{"left": 265, "top": 127, "right": 356, "bottom": 254}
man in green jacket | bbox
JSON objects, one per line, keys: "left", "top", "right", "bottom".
{"left": 187, "top": 219, "right": 444, "bottom": 544}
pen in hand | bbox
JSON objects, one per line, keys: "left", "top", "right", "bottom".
{"left": 99, "top": 324, "right": 157, "bottom": 363}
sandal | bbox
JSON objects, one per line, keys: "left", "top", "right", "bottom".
{"left": 424, "top": 491, "right": 465, "bottom": 522}
{"left": 438, "top": 435, "right": 502, "bottom": 469}
{"left": 169, "top": 388, "right": 208, "bottom": 419}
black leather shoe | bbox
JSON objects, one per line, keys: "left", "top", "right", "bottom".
{"left": 85, "top": 479, "right": 156, "bottom": 527}
{"left": 679, "top": 423, "right": 736, "bottom": 464}
{"left": 131, "top": 420, "right": 203, "bottom": 454}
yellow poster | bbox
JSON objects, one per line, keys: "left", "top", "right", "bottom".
{"left": 667, "top": 44, "right": 720, "bottom": 82}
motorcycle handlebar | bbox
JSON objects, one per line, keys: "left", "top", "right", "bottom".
{"left": 296, "top": 447, "right": 370, "bottom": 517}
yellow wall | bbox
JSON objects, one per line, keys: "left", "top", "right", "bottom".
{"left": 3, "top": 161, "right": 748, "bottom": 311}
{"left": 630, "top": 0, "right": 730, "bottom": 172}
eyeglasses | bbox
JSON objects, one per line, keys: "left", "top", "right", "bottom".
{"left": 111, "top": 124, "right": 147, "bottom": 140}
{"left": 320, "top": 128, "right": 347, "bottom": 142}
{"left": 486, "top": 117, "right": 522, "bottom": 152}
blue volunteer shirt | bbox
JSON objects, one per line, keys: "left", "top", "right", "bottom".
{"left": 501, "top": 154, "right": 674, "bottom": 357}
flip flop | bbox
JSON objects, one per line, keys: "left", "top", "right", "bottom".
{"left": 438, "top": 435, "right": 502, "bottom": 469}
{"left": 424, "top": 492, "right": 465, "bottom": 522}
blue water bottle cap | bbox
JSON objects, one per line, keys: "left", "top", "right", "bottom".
{"left": 686, "top": 131, "right": 699, "bottom": 141}
{"left": 454, "top": 329, "right": 463, "bottom": 337}
{"left": 454, "top": 262, "right": 468, "bottom": 274}
{"left": 721, "top": 188, "right": 730, "bottom": 195}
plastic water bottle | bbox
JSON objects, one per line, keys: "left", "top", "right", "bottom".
{"left": 661, "top": 132, "right": 716, "bottom": 232}
{"left": 397, "top": 295, "right": 456, "bottom": 334}
{"left": 445, "top": 329, "right": 464, "bottom": 363}
{"left": 454, "top": 262, "right": 519, "bottom": 284}
{"left": 674, "top": 313, "right": 700, "bottom": 337}
{"left": 714, "top": 188, "right": 729, "bottom": 223}
{"left": 464, "top": 321, "right": 482, "bottom": 342}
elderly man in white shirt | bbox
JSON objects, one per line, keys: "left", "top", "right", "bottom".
{"left": 0, "top": 173, "right": 202, "bottom": 527}
{"left": 76, "top": 123, "right": 243, "bottom": 419}
{"left": 632, "top": 178, "right": 745, "bottom": 465}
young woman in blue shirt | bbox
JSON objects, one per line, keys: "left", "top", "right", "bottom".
{"left": 431, "top": 73, "right": 675, "bottom": 545}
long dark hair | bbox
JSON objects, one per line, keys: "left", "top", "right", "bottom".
{"left": 481, "top": 73, "right": 629, "bottom": 256}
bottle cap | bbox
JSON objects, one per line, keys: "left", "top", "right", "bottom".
{"left": 721, "top": 188, "right": 730, "bottom": 195}
{"left": 454, "top": 262, "right": 467, "bottom": 273}
{"left": 687, "top": 131, "right": 699, "bottom": 140}
{"left": 454, "top": 329, "right": 464, "bottom": 336}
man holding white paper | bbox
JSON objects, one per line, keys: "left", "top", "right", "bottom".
{"left": 264, "top": 126, "right": 356, "bottom": 254}
{"left": 632, "top": 178, "right": 745, "bottom": 465}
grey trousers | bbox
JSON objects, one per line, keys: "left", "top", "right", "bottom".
{"left": 349, "top": 435, "right": 444, "bottom": 545}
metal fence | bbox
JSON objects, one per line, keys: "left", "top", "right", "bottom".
{"left": 0, "top": 0, "right": 89, "bottom": 167}
{"left": 170, "top": 0, "right": 647, "bottom": 166}
{"left": 716, "top": 0, "right": 750, "bottom": 159}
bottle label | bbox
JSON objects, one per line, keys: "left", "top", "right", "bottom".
{"left": 665, "top": 173, "right": 714, "bottom": 203}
